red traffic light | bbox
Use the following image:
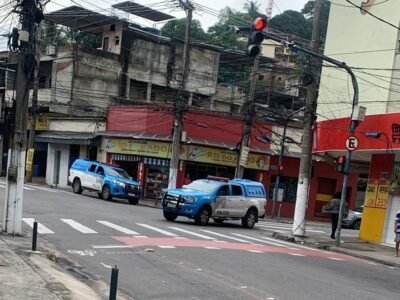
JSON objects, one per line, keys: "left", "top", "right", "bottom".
{"left": 337, "top": 156, "right": 345, "bottom": 164}
{"left": 252, "top": 17, "right": 268, "bottom": 31}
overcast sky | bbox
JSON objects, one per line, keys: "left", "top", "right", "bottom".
{"left": 44, "top": 0, "right": 309, "bottom": 30}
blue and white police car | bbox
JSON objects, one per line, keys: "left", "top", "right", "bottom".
{"left": 69, "top": 159, "right": 140, "bottom": 205}
{"left": 162, "top": 176, "right": 266, "bottom": 228}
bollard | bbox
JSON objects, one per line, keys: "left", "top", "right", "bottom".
{"left": 32, "top": 221, "right": 38, "bottom": 251}
{"left": 109, "top": 265, "right": 119, "bottom": 300}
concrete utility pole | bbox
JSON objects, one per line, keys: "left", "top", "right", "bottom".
{"left": 292, "top": 0, "right": 323, "bottom": 237}
{"left": 3, "top": 0, "right": 43, "bottom": 234}
{"left": 168, "top": 0, "right": 193, "bottom": 189}
{"left": 26, "top": 22, "right": 41, "bottom": 183}
{"left": 236, "top": 55, "right": 260, "bottom": 178}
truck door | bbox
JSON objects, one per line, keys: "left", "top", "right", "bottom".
{"left": 94, "top": 166, "right": 105, "bottom": 191}
{"left": 214, "top": 184, "right": 230, "bottom": 217}
{"left": 227, "top": 184, "right": 246, "bottom": 217}
{"left": 83, "top": 163, "right": 98, "bottom": 189}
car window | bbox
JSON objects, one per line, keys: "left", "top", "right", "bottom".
{"left": 105, "top": 167, "right": 130, "bottom": 179}
{"left": 217, "top": 185, "right": 229, "bottom": 196}
{"left": 354, "top": 207, "right": 363, "bottom": 213}
{"left": 88, "top": 164, "right": 97, "bottom": 172}
{"left": 231, "top": 185, "right": 243, "bottom": 196}
{"left": 97, "top": 166, "right": 105, "bottom": 176}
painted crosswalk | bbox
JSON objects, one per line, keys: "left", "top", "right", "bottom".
{"left": 19, "top": 217, "right": 359, "bottom": 262}
{"left": 0, "top": 182, "right": 58, "bottom": 193}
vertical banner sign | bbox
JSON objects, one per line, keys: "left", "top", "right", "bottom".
{"left": 137, "top": 162, "right": 144, "bottom": 186}
{"left": 364, "top": 179, "right": 378, "bottom": 207}
{"left": 25, "top": 148, "right": 35, "bottom": 173}
{"left": 389, "top": 161, "right": 400, "bottom": 194}
{"left": 239, "top": 146, "right": 250, "bottom": 167}
{"left": 376, "top": 180, "right": 390, "bottom": 208}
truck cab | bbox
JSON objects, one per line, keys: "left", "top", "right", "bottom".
{"left": 68, "top": 159, "right": 141, "bottom": 205}
{"left": 162, "top": 176, "right": 266, "bottom": 228}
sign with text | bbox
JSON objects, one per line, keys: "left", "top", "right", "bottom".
{"left": 376, "top": 181, "right": 390, "bottom": 209}
{"left": 364, "top": 180, "right": 378, "bottom": 207}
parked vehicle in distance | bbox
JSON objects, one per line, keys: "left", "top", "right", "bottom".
{"left": 342, "top": 206, "right": 363, "bottom": 229}
{"left": 68, "top": 159, "right": 140, "bottom": 205}
{"left": 161, "top": 176, "right": 267, "bottom": 228}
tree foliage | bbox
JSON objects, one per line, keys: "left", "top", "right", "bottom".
{"left": 160, "top": 18, "right": 209, "bottom": 42}
{"left": 269, "top": 10, "right": 312, "bottom": 40}
{"left": 301, "top": 0, "right": 331, "bottom": 42}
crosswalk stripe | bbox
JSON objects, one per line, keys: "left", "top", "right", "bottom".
{"left": 22, "top": 218, "right": 54, "bottom": 234}
{"left": 204, "top": 246, "right": 221, "bottom": 250}
{"left": 136, "top": 223, "right": 177, "bottom": 237}
{"left": 328, "top": 257, "right": 344, "bottom": 261}
{"left": 168, "top": 227, "right": 216, "bottom": 240}
{"left": 0, "top": 184, "right": 5, "bottom": 188}
{"left": 61, "top": 219, "right": 97, "bottom": 234}
{"left": 158, "top": 246, "right": 176, "bottom": 249}
{"left": 289, "top": 253, "right": 305, "bottom": 257}
{"left": 231, "top": 233, "right": 293, "bottom": 248}
{"left": 26, "top": 185, "right": 57, "bottom": 193}
{"left": 248, "top": 250, "right": 264, "bottom": 253}
{"left": 97, "top": 221, "right": 139, "bottom": 235}
{"left": 258, "top": 224, "right": 326, "bottom": 234}
{"left": 23, "top": 186, "right": 34, "bottom": 190}
{"left": 200, "top": 230, "right": 249, "bottom": 243}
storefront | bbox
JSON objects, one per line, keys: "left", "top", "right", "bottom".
{"left": 103, "top": 137, "right": 272, "bottom": 199}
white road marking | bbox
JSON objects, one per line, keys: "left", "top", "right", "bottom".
{"left": 248, "top": 250, "right": 264, "bottom": 253}
{"left": 61, "top": 219, "right": 97, "bottom": 234}
{"left": 22, "top": 218, "right": 54, "bottom": 234}
{"left": 97, "top": 221, "right": 139, "bottom": 235}
{"left": 0, "top": 184, "right": 5, "bottom": 188}
{"left": 255, "top": 235, "right": 328, "bottom": 253}
{"left": 199, "top": 230, "right": 249, "bottom": 243}
{"left": 328, "top": 257, "right": 344, "bottom": 261}
{"left": 26, "top": 185, "right": 57, "bottom": 193}
{"left": 92, "top": 245, "right": 133, "bottom": 249}
{"left": 231, "top": 233, "right": 292, "bottom": 248}
{"left": 67, "top": 249, "right": 96, "bottom": 256}
{"left": 168, "top": 227, "right": 216, "bottom": 240}
{"left": 100, "top": 263, "right": 112, "bottom": 269}
{"left": 136, "top": 223, "right": 177, "bottom": 237}
{"left": 367, "top": 262, "right": 378, "bottom": 265}
{"left": 258, "top": 224, "right": 326, "bottom": 233}
{"left": 23, "top": 186, "right": 34, "bottom": 191}
{"left": 204, "top": 246, "right": 221, "bottom": 250}
{"left": 289, "top": 253, "right": 305, "bottom": 257}
{"left": 158, "top": 246, "right": 175, "bottom": 249}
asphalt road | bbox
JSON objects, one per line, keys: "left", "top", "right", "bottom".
{"left": 0, "top": 182, "right": 399, "bottom": 300}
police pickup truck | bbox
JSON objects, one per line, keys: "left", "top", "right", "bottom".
{"left": 68, "top": 159, "right": 140, "bottom": 205}
{"left": 162, "top": 176, "right": 266, "bottom": 228}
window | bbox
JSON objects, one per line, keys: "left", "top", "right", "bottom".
{"left": 103, "top": 37, "right": 109, "bottom": 51}
{"left": 97, "top": 166, "right": 104, "bottom": 176}
{"left": 231, "top": 185, "right": 243, "bottom": 196}
{"left": 88, "top": 164, "right": 97, "bottom": 172}
{"left": 115, "top": 36, "right": 120, "bottom": 46}
{"left": 217, "top": 185, "right": 229, "bottom": 196}
{"left": 269, "top": 176, "right": 298, "bottom": 203}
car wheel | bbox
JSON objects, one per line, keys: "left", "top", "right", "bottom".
{"left": 242, "top": 208, "right": 257, "bottom": 229}
{"left": 353, "top": 219, "right": 361, "bottom": 230}
{"left": 128, "top": 197, "right": 139, "bottom": 205}
{"left": 72, "top": 179, "right": 83, "bottom": 194}
{"left": 102, "top": 185, "right": 112, "bottom": 201}
{"left": 163, "top": 211, "right": 178, "bottom": 221}
{"left": 195, "top": 206, "right": 210, "bottom": 226}
{"left": 98, "top": 192, "right": 103, "bottom": 199}
{"left": 213, "top": 218, "right": 224, "bottom": 224}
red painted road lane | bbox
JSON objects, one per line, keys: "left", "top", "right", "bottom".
{"left": 111, "top": 236, "right": 363, "bottom": 262}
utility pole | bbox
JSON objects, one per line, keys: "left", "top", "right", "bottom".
{"left": 26, "top": 22, "right": 41, "bottom": 183}
{"left": 236, "top": 55, "right": 259, "bottom": 178}
{"left": 3, "top": 0, "right": 43, "bottom": 235}
{"left": 271, "top": 106, "right": 305, "bottom": 218}
{"left": 292, "top": 0, "right": 322, "bottom": 237}
{"left": 168, "top": 0, "right": 193, "bottom": 189}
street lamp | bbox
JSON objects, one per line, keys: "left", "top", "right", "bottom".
{"left": 271, "top": 106, "right": 305, "bottom": 218}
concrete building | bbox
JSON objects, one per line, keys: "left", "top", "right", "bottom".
{"left": 314, "top": 0, "right": 400, "bottom": 245}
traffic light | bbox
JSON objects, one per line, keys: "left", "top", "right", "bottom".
{"left": 246, "top": 17, "right": 268, "bottom": 57}
{"left": 336, "top": 156, "right": 346, "bottom": 172}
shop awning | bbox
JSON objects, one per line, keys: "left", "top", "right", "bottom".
{"left": 35, "top": 131, "right": 101, "bottom": 146}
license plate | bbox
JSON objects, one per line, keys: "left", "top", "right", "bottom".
{"left": 128, "top": 193, "right": 137, "bottom": 197}
{"left": 167, "top": 202, "right": 176, "bottom": 208}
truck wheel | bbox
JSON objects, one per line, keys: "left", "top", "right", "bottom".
{"left": 353, "top": 219, "right": 361, "bottom": 230}
{"left": 128, "top": 197, "right": 139, "bottom": 205}
{"left": 72, "top": 179, "right": 83, "bottom": 194}
{"left": 163, "top": 211, "right": 178, "bottom": 221}
{"left": 102, "top": 185, "right": 112, "bottom": 201}
{"left": 195, "top": 206, "right": 210, "bottom": 226}
{"left": 242, "top": 208, "right": 257, "bottom": 229}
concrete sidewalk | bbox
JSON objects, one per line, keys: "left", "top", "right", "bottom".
{"left": 0, "top": 233, "right": 104, "bottom": 300}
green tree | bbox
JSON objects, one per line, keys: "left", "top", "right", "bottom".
{"left": 269, "top": 10, "right": 312, "bottom": 40}
{"left": 160, "top": 18, "right": 209, "bottom": 42}
{"left": 301, "top": 0, "right": 331, "bottom": 42}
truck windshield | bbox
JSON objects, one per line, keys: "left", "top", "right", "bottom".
{"left": 105, "top": 167, "right": 131, "bottom": 179}
{"left": 184, "top": 180, "right": 219, "bottom": 193}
